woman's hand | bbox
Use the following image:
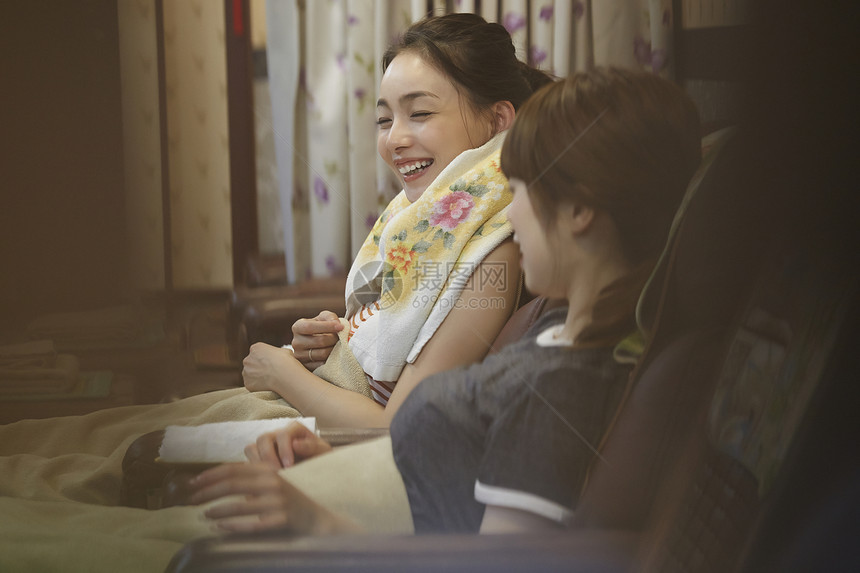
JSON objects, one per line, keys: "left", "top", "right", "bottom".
{"left": 189, "top": 462, "right": 352, "bottom": 534}
{"left": 242, "top": 342, "right": 301, "bottom": 393}
{"left": 291, "top": 310, "right": 343, "bottom": 370}
{"left": 245, "top": 421, "right": 333, "bottom": 469}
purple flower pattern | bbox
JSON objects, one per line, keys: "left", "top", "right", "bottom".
{"left": 365, "top": 212, "right": 378, "bottom": 230}
{"left": 326, "top": 255, "right": 343, "bottom": 277}
{"left": 503, "top": 12, "right": 526, "bottom": 34}
{"left": 530, "top": 46, "right": 548, "bottom": 66}
{"left": 574, "top": 1, "right": 585, "bottom": 20}
{"left": 634, "top": 36, "right": 667, "bottom": 74}
{"left": 313, "top": 176, "right": 330, "bottom": 204}
{"left": 540, "top": 5, "right": 554, "bottom": 21}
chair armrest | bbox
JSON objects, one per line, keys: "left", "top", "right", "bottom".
{"left": 166, "top": 529, "right": 638, "bottom": 573}
{"left": 227, "top": 276, "right": 347, "bottom": 352}
{"left": 318, "top": 427, "right": 389, "bottom": 447}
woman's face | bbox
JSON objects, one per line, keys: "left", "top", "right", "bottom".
{"left": 377, "top": 52, "right": 491, "bottom": 202}
{"left": 507, "top": 178, "right": 567, "bottom": 298}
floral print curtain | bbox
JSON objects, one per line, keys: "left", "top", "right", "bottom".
{"left": 266, "top": 0, "right": 674, "bottom": 284}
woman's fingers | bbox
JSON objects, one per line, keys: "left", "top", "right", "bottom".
{"left": 203, "top": 497, "right": 265, "bottom": 520}
{"left": 315, "top": 310, "right": 339, "bottom": 322}
{"left": 275, "top": 429, "right": 297, "bottom": 467}
{"left": 292, "top": 435, "right": 333, "bottom": 460}
{"left": 291, "top": 339, "right": 337, "bottom": 369}
{"left": 243, "top": 422, "right": 327, "bottom": 469}
{"left": 243, "top": 443, "right": 262, "bottom": 464}
{"left": 207, "top": 497, "right": 295, "bottom": 533}
{"left": 190, "top": 463, "right": 278, "bottom": 505}
{"left": 248, "top": 433, "right": 284, "bottom": 469}
{"left": 290, "top": 311, "right": 343, "bottom": 369}
{"left": 189, "top": 463, "right": 324, "bottom": 534}
{"left": 214, "top": 512, "right": 288, "bottom": 533}
{"left": 292, "top": 313, "right": 343, "bottom": 337}
{"left": 283, "top": 422, "right": 332, "bottom": 462}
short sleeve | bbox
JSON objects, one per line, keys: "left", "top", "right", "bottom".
{"left": 475, "top": 361, "right": 625, "bottom": 524}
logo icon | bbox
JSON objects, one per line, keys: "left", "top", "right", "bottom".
{"left": 350, "top": 261, "right": 404, "bottom": 310}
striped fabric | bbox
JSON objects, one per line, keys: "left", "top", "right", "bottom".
{"left": 367, "top": 376, "right": 396, "bottom": 407}
{"left": 347, "top": 301, "right": 381, "bottom": 342}
{"left": 348, "top": 301, "right": 396, "bottom": 407}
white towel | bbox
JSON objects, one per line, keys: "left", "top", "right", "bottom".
{"left": 345, "top": 132, "right": 514, "bottom": 382}
{"left": 159, "top": 417, "right": 316, "bottom": 463}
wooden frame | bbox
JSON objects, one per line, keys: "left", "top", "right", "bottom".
{"left": 224, "top": 0, "right": 259, "bottom": 285}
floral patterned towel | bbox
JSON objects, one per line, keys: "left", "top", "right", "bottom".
{"left": 345, "top": 133, "right": 514, "bottom": 382}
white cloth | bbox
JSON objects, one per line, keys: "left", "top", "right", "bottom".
{"left": 345, "top": 133, "right": 513, "bottom": 382}
{"left": 159, "top": 417, "right": 316, "bottom": 463}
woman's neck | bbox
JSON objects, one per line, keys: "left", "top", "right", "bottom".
{"left": 560, "top": 254, "right": 632, "bottom": 344}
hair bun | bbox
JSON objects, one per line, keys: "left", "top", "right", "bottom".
{"left": 518, "top": 60, "right": 556, "bottom": 92}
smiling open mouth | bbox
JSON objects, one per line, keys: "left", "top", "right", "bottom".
{"left": 399, "top": 159, "right": 434, "bottom": 180}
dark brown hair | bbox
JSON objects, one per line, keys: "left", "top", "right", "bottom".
{"left": 501, "top": 68, "right": 702, "bottom": 346}
{"left": 382, "top": 13, "right": 553, "bottom": 117}
{"left": 502, "top": 67, "right": 700, "bottom": 264}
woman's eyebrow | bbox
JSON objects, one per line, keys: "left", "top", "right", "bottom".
{"left": 376, "top": 91, "right": 439, "bottom": 108}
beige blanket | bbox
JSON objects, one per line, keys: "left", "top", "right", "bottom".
{"left": 0, "top": 388, "right": 300, "bottom": 504}
{"left": 311, "top": 318, "right": 373, "bottom": 399}
{"left": 0, "top": 436, "right": 412, "bottom": 573}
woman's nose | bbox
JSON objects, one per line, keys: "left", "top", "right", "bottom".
{"left": 386, "top": 118, "right": 412, "bottom": 152}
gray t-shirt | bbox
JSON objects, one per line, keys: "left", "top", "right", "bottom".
{"left": 391, "top": 308, "right": 631, "bottom": 533}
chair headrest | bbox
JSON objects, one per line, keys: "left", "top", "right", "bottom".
{"left": 636, "top": 127, "right": 770, "bottom": 337}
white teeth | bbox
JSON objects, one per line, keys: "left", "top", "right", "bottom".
{"left": 398, "top": 160, "right": 432, "bottom": 175}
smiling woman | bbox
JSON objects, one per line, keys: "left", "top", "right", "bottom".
{"left": 189, "top": 66, "right": 702, "bottom": 538}
{"left": 375, "top": 53, "right": 509, "bottom": 202}
{"left": 0, "top": 12, "right": 552, "bottom": 525}
{"left": 374, "top": 14, "right": 549, "bottom": 203}
{"left": 241, "top": 13, "right": 554, "bottom": 427}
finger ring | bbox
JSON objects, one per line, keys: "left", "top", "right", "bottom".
{"left": 308, "top": 348, "right": 314, "bottom": 362}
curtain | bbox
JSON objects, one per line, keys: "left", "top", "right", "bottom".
{"left": 119, "top": 0, "right": 235, "bottom": 291}
{"left": 265, "top": 0, "right": 674, "bottom": 284}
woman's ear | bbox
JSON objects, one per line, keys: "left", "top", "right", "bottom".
{"left": 565, "top": 203, "right": 596, "bottom": 236}
{"left": 492, "top": 101, "right": 516, "bottom": 132}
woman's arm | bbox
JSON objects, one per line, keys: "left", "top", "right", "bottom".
{"left": 190, "top": 468, "right": 555, "bottom": 536}
{"left": 381, "top": 238, "right": 520, "bottom": 424}
{"left": 479, "top": 505, "right": 563, "bottom": 534}
{"left": 242, "top": 347, "right": 386, "bottom": 426}
{"left": 242, "top": 239, "right": 520, "bottom": 428}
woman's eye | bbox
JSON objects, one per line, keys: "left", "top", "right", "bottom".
{"left": 411, "top": 112, "right": 433, "bottom": 119}
{"left": 375, "top": 117, "right": 392, "bottom": 128}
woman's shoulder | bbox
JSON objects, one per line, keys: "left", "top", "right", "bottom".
{"left": 498, "top": 309, "right": 632, "bottom": 384}
{"left": 478, "top": 236, "right": 519, "bottom": 270}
